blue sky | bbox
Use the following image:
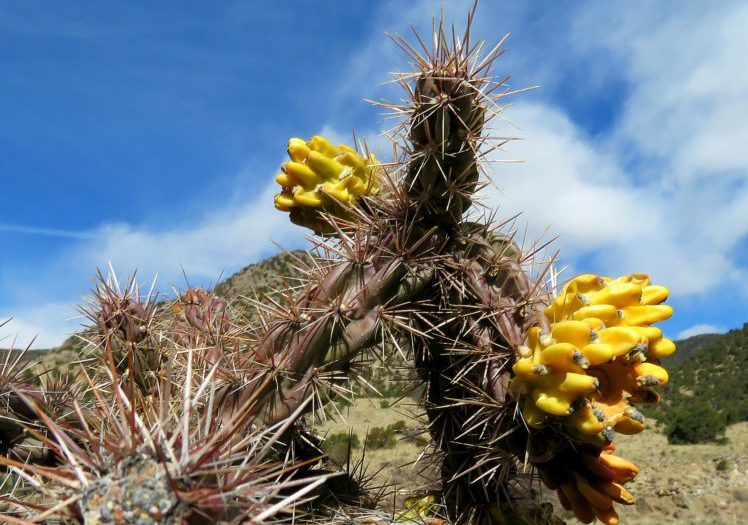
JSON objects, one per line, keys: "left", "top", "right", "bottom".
{"left": 1, "top": 0, "right": 746, "bottom": 348}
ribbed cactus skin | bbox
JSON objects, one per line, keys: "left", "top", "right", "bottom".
{"left": 406, "top": 75, "right": 484, "bottom": 227}
{"left": 410, "top": 227, "right": 548, "bottom": 521}
{"left": 218, "top": 246, "right": 436, "bottom": 427}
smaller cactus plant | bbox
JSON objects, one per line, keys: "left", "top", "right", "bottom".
{"left": 0, "top": 282, "right": 333, "bottom": 524}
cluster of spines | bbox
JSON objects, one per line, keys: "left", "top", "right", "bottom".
{"left": 0, "top": 274, "right": 363, "bottom": 524}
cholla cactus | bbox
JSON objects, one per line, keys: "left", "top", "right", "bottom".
{"left": 0, "top": 5, "right": 676, "bottom": 525}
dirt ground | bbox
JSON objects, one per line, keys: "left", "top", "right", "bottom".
{"left": 316, "top": 398, "right": 748, "bottom": 525}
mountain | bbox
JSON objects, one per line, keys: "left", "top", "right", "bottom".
{"left": 665, "top": 332, "right": 723, "bottom": 366}
{"left": 213, "top": 249, "right": 310, "bottom": 300}
{"left": 646, "top": 322, "right": 748, "bottom": 438}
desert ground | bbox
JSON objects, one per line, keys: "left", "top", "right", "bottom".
{"left": 316, "top": 397, "right": 748, "bottom": 525}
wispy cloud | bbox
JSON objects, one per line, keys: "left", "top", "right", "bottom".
{"left": 1, "top": 180, "right": 306, "bottom": 348}
{"left": 68, "top": 182, "right": 303, "bottom": 282}
{"left": 0, "top": 223, "right": 100, "bottom": 239}
{"left": 677, "top": 323, "right": 725, "bottom": 340}
{"left": 0, "top": 303, "right": 83, "bottom": 349}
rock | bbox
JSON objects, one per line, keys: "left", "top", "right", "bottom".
{"left": 636, "top": 497, "right": 653, "bottom": 512}
{"left": 672, "top": 493, "right": 690, "bottom": 509}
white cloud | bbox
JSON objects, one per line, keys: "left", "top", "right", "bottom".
{"left": 68, "top": 181, "right": 303, "bottom": 284}
{"left": 467, "top": 1, "right": 748, "bottom": 297}
{"left": 0, "top": 304, "right": 82, "bottom": 349}
{"left": 677, "top": 323, "right": 725, "bottom": 340}
{"left": 480, "top": 103, "right": 656, "bottom": 250}
{"left": 1, "top": 180, "right": 306, "bottom": 348}
{"left": 577, "top": 1, "right": 748, "bottom": 181}
{"left": 474, "top": 101, "right": 729, "bottom": 295}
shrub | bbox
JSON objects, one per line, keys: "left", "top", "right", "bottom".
{"left": 665, "top": 402, "right": 726, "bottom": 444}
{"left": 366, "top": 421, "right": 407, "bottom": 449}
{"left": 715, "top": 458, "right": 731, "bottom": 472}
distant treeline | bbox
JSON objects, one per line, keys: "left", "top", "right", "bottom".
{"left": 644, "top": 323, "right": 748, "bottom": 443}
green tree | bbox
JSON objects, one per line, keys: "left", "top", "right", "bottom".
{"left": 665, "top": 402, "right": 726, "bottom": 444}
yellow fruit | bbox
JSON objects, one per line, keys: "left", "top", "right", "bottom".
{"left": 527, "top": 326, "right": 542, "bottom": 353}
{"left": 612, "top": 273, "right": 649, "bottom": 287}
{"left": 597, "top": 481, "right": 636, "bottom": 505}
{"left": 598, "top": 453, "right": 639, "bottom": 482}
{"left": 512, "top": 358, "right": 536, "bottom": 379}
{"left": 641, "top": 285, "right": 669, "bottom": 305}
{"left": 583, "top": 317, "right": 606, "bottom": 330}
{"left": 306, "top": 150, "right": 345, "bottom": 180}
{"left": 540, "top": 342, "right": 589, "bottom": 371}
{"left": 568, "top": 405, "right": 606, "bottom": 435}
{"left": 283, "top": 161, "right": 319, "bottom": 188}
{"left": 274, "top": 193, "right": 295, "bottom": 211}
{"left": 581, "top": 453, "right": 617, "bottom": 481}
{"left": 580, "top": 343, "right": 615, "bottom": 365}
{"left": 274, "top": 136, "right": 380, "bottom": 232}
{"left": 575, "top": 473, "right": 613, "bottom": 511}
{"left": 612, "top": 408, "right": 646, "bottom": 435}
{"left": 650, "top": 337, "right": 676, "bottom": 358}
{"left": 287, "top": 137, "right": 311, "bottom": 162}
{"left": 293, "top": 190, "right": 324, "bottom": 207}
{"left": 633, "top": 362, "right": 669, "bottom": 386}
{"left": 586, "top": 283, "right": 642, "bottom": 308}
{"left": 338, "top": 150, "right": 366, "bottom": 171}
{"left": 573, "top": 304, "right": 619, "bottom": 324}
{"left": 564, "top": 274, "right": 606, "bottom": 294}
{"left": 596, "top": 327, "right": 643, "bottom": 356}
{"left": 546, "top": 293, "right": 587, "bottom": 321}
{"left": 533, "top": 389, "right": 574, "bottom": 416}
{"left": 552, "top": 320, "right": 593, "bottom": 348}
{"left": 629, "top": 325, "right": 662, "bottom": 342}
{"left": 321, "top": 181, "right": 350, "bottom": 202}
{"left": 620, "top": 304, "right": 673, "bottom": 325}
{"left": 559, "top": 373, "right": 599, "bottom": 395}
{"left": 308, "top": 135, "right": 338, "bottom": 157}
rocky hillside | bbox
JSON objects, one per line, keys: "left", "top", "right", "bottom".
{"left": 213, "top": 249, "right": 310, "bottom": 300}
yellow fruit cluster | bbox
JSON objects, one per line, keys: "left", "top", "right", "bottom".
{"left": 512, "top": 273, "right": 674, "bottom": 524}
{"left": 273, "top": 135, "right": 380, "bottom": 231}
{"left": 512, "top": 273, "right": 674, "bottom": 442}
{"left": 541, "top": 446, "right": 640, "bottom": 525}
